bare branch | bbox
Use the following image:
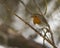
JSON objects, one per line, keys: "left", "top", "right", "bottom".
{"left": 44, "top": 0, "right": 47, "bottom": 15}
{"left": 14, "top": 13, "right": 57, "bottom": 48}
{"left": 20, "top": 0, "right": 34, "bottom": 15}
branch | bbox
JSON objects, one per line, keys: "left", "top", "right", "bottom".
{"left": 14, "top": 13, "right": 57, "bottom": 48}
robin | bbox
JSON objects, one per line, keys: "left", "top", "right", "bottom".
{"left": 31, "top": 14, "right": 50, "bottom": 30}
{"left": 31, "top": 14, "right": 55, "bottom": 46}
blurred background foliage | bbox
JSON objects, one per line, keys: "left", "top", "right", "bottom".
{"left": 0, "top": 0, "right": 60, "bottom": 48}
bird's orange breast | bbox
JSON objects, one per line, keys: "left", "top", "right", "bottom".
{"left": 33, "top": 16, "right": 41, "bottom": 24}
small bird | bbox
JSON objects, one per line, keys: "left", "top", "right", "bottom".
{"left": 31, "top": 14, "right": 50, "bottom": 30}
{"left": 31, "top": 14, "right": 55, "bottom": 46}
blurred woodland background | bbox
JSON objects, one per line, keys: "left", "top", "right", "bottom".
{"left": 0, "top": 0, "right": 60, "bottom": 48}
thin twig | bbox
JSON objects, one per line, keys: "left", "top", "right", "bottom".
{"left": 32, "top": 0, "right": 43, "bottom": 15}
{"left": 44, "top": 0, "right": 47, "bottom": 15}
{"left": 14, "top": 13, "right": 57, "bottom": 48}
{"left": 20, "top": 0, "right": 34, "bottom": 15}
{"left": 48, "top": 29, "right": 55, "bottom": 46}
{"left": 33, "top": 0, "right": 47, "bottom": 15}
